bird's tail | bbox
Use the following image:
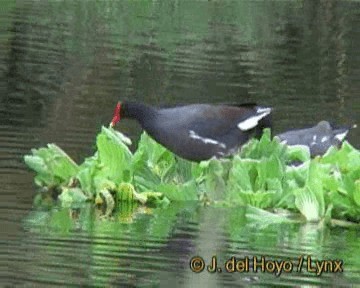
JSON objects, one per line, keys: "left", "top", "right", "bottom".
{"left": 333, "top": 123, "right": 357, "bottom": 142}
{"left": 237, "top": 106, "right": 272, "bottom": 135}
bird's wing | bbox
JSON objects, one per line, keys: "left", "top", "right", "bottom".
{"left": 173, "top": 104, "right": 270, "bottom": 139}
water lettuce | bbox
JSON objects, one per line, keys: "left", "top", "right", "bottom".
{"left": 24, "top": 144, "right": 79, "bottom": 187}
{"left": 24, "top": 127, "right": 360, "bottom": 224}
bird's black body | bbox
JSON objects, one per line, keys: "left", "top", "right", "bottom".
{"left": 115, "top": 101, "right": 272, "bottom": 161}
{"left": 275, "top": 121, "right": 355, "bottom": 157}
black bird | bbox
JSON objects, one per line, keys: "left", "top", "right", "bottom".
{"left": 110, "top": 101, "right": 272, "bottom": 162}
{"left": 275, "top": 121, "right": 356, "bottom": 157}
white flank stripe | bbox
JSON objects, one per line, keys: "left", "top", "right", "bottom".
{"left": 334, "top": 131, "right": 348, "bottom": 142}
{"left": 189, "top": 130, "right": 226, "bottom": 148}
{"left": 237, "top": 109, "right": 271, "bottom": 131}
{"left": 312, "top": 135, "right": 317, "bottom": 142}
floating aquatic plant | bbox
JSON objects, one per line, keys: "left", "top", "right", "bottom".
{"left": 24, "top": 127, "right": 360, "bottom": 225}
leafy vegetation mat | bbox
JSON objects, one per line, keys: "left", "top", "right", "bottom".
{"left": 24, "top": 127, "right": 360, "bottom": 226}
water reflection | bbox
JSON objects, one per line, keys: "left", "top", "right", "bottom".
{"left": 1, "top": 0, "right": 360, "bottom": 286}
{"left": 21, "top": 203, "right": 360, "bottom": 287}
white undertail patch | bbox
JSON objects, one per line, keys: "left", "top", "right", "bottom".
{"left": 237, "top": 107, "right": 271, "bottom": 131}
{"left": 334, "top": 131, "right": 348, "bottom": 142}
{"left": 189, "top": 130, "right": 226, "bottom": 149}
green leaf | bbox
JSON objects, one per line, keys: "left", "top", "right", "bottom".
{"left": 306, "top": 161, "right": 326, "bottom": 218}
{"left": 256, "top": 155, "right": 284, "bottom": 191}
{"left": 285, "top": 145, "right": 311, "bottom": 163}
{"left": 201, "top": 158, "right": 230, "bottom": 201}
{"left": 97, "top": 127, "right": 133, "bottom": 183}
{"left": 76, "top": 154, "right": 99, "bottom": 195}
{"left": 227, "top": 157, "right": 255, "bottom": 193}
{"left": 294, "top": 187, "right": 321, "bottom": 222}
{"left": 238, "top": 190, "right": 277, "bottom": 208}
{"left": 155, "top": 181, "right": 198, "bottom": 201}
{"left": 285, "top": 161, "right": 310, "bottom": 188}
{"left": 240, "top": 129, "right": 285, "bottom": 160}
{"left": 321, "top": 141, "right": 360, "bottom": 173}
{"left": 354, "top": 180, "right": 360, "bottom": 207}
{"left": 24, "top": 144, "right": 79, "bottom": 187}
{"left": 59, "top": 187, "right": 88, "bottom": 208}
{"left": 133, "top": 132, "right": 176, "bottom": 174}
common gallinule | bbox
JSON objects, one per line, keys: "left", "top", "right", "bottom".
{"left": 110, "top": 101, "right": 272, "bottom": 161}
{"left": 275, "top": 121, "right": 356, "bottom": 157}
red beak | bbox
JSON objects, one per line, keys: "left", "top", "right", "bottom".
{"left": 110, "top": 102, "right": 121, "bottom": 127}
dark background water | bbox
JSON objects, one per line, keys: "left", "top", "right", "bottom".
{"left": 1, "top": 1, "right": 359, "bottom": 287}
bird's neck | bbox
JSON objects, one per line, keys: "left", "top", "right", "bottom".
{"left": 122, "top": 102, "right": 158, "bottom": 125}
